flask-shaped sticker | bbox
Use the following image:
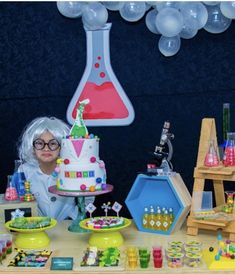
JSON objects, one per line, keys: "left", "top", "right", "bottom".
{"left": 67, "top": 23, "right": 135, "bottom": 126}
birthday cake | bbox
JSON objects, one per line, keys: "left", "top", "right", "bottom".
{"left": 54, "top": 99, "right": 107, "bottom": 192}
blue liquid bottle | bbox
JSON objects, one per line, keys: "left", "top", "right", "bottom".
{"left": 11, "top": 160, "right": 26, "bottom": 200}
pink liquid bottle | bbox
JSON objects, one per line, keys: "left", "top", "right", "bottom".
{"left": 66, "top": 23, "right": 135, "bottom": 126}
{"left": 223, "top": 132, "right": 235, "bottom": 166}
{"left": 204, "top": 140, "right": 219, "bottom": 167}
{"left": 4, "top": 175, "right": 18, "bottom": 201}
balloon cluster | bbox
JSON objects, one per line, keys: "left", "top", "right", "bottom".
{"left": 57, "top": 1, "right": 235, "bottom": 57}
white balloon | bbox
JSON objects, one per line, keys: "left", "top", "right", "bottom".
{"left": 203, "top": 2, "right": 220, "bottom": 6}
{"left": 155, "top": 1, "right": 179, "bottom": 11}
{"left": 180, "top": 25, "right": 198, "bottom": 39}
{"left": 220, "top": 1, "right": 235, "bottom": 19}
{"left": 156, "top": 7, "right": 183, "bottom": 37}
{"left": 82, "top": 2, "right": 108, "bottom": 30}
{"left": 158, "top": 35, "right": 181, "bottom": 57}
{"left": 179, "top": 2, "right": 208, "bottom": 29}
{"left": 57, "top": 1, "right": 84, "bottom": 18}
{"left": 102, "top": 1, "right": 124, "bottom": 11}
{"left": 145, "top": 9, "right": 159, "bottom": 34}
{"left": 204, "top": 5, "right": 232, "bottom": 34}
{"left": 119, "top": 2, "right": 146, "bottom": 22}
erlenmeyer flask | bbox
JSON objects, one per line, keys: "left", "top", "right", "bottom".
{"left": 204, "top": 140, "right": 219, "bottom": 167}
{"left": 67, "top": 23, "right": 135, "bottom": 126}
{"left": 223, "top": 132, "right": 235, "bottom": 166}
{"left": 4, "top": 175, "right": 18, "bottom": 201}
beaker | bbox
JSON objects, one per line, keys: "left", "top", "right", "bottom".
{"left": 12, "top": 160, "right": 26, "bottom": 199}
{"left": 4, "top": 175, "right": 18, "bottom": 201}
{"left": 223, "top": 132, "right": 235, "bottom": 166}
{"left": 66, "top": 23, "right": 135, "bottom": 126}
{"left": 204, "top": 140, "right": 219, "bottom": 167}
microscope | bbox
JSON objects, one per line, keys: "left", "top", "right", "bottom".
{"left": 147, "top": 121, "right": 174, "bottom": 175}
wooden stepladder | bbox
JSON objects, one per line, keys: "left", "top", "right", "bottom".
{"left": 187, "top": 118, "right": 235, "bottom": 241}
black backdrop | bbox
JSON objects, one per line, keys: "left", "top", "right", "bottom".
{"left": 1, "top": 2, "right": 235, "bottom": 217}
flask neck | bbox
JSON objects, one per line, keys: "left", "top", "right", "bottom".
{"left": 85, "top": 23, "right": 112, "bottom": 85}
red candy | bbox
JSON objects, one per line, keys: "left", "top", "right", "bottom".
{"left": 64, "top": 159, "right": 70, "bottom": 165}
{"left": 90, "top": 156, "right": 96, "bottom": 163}
{"left": 80, "top": 184, "right": 86, "bottom": 191}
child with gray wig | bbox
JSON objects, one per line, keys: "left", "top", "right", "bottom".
{"left": 17, "top": 116, "right": 77, "bottom": 221}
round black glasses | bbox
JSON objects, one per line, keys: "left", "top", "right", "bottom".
{"left": 33, "top": 138, "right": 60, "bottom": 151}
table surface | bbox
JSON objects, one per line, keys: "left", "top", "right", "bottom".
{"left": 0, "top": 220, "right": 234, "bottom": 273}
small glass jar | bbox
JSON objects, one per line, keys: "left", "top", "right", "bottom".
{"left": 167, "top": 252, "right": 184, "bottom": 268}
{"left": 165, "top": 246, "right": 181, "bottom": 259}
{"left": 184, "top": 246, "right": 201, "bottom": 254}
{"left": 185, "top": 240, "right": 202, "bottom": 249}
{"left": 185, "top": 252, "right": 202, "bottom": 267}
{"left": 168, "top": 241, "right": 184, "bottom": 250}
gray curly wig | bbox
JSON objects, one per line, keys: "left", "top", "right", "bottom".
{"left": 18, "top": 117, "right": 70, "bottom": 165}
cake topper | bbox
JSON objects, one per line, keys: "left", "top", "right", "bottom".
{"left": 101, "top": 202, "right": 111, "bottom": 217}
{"left": 86, "top": 202, "right": 97, "bottom": 218}
{"left": 69, "top": 99, "right": 90, "bottom": 138}
{"left": 112, "top": 202, "right": 122, "bottom": 217}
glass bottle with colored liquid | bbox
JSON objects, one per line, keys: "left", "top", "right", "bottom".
{"left": 11, "top": 160, "right": 26, "bottom": 201}
{"left": 148, "top": 206, "right": 156, "bottom": 230}
{"left": 142, "top": 207, "right": 149, "bottom": 229}
{"left": 162, "top": 209, "right": 170, "bottom": 232}
{"left": 66, "top": 23, "right": 134, "bottom": 126}
{"left": 155, "top": 208, "right": 163, "bottom": 231}
{"left": 223, "top": 133, "right": 235, "bottom": 166}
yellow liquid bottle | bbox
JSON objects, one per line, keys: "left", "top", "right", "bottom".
{"left": 155, "top": 208, "right": 163, "bottom": 231}
{"left": 142, "top": 207, "right": 149, "bottom": 229}
{"left": 162, "top": 209, "right": 170, "bottom": 232}
{"left": 148, "top": 206, "right": 156, "bottom": 230}
{"left": 169, "top": 207, "right": 174, "bottom": 226}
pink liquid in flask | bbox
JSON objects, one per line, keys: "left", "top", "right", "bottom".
{"left": 67, "top": 23, "right": 134, "bottom": 126}
{"left": 72, "top": 81, "right": 128, "bottom": 120}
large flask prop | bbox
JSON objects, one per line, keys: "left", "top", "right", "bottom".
{"left": 66, "top": 23, "right": 135, "bottom": 126}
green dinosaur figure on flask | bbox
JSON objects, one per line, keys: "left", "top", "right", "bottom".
{"left": 70, "top": 99, "right": 89, "bottom": 138}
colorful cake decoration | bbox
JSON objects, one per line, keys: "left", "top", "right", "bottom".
{"left": 84, "top": 202, "right": 124, "bottom": 230}
{"left": 101, "top": 202, "right": 111, "bottom": 217}
{"left": 70, "top": 99, "right": 89, "bottom": 138}
{"left": 54, "top": 97, "right": 107, "bottom": 193}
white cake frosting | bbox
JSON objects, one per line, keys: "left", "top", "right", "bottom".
{"left": 55, "top": 135, "right": 106, "bottom": 192}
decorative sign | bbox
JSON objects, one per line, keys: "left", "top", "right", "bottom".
{"left": 112, "top": 202, "right": 122, "bottom": 217}
{"left": 85, "top": 203, "right": 96, "bottom": 218}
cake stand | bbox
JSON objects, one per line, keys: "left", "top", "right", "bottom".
{"left": 5, "top": 217, "right": 57, "bottom": 249}
{"left": 48, "top": 184, "right": 113, "bottom": 233}
{"left": 80, "top": 217, "right": 131, "bottom": 248}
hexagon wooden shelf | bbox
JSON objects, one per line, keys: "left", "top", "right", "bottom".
{"left": 125, "top": 173, "right": 191, "bottom": 235}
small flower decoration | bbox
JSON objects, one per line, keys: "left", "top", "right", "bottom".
{"left": 11, "top": 208, "right": 25, "bottom": 220}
